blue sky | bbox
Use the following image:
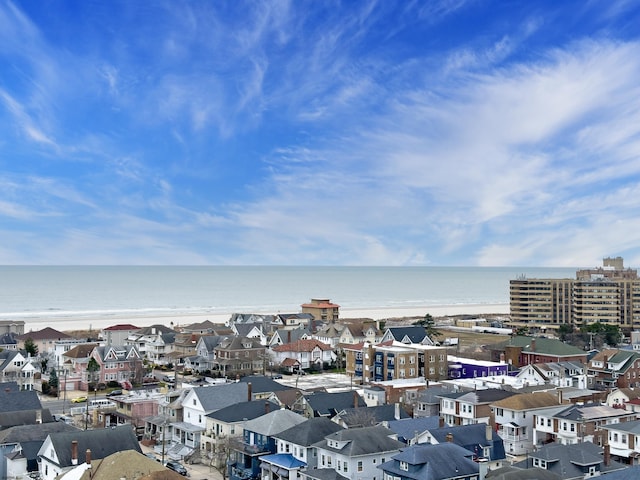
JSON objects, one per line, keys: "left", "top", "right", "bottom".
{"left": 1, "top": 1, "right": 640, "bottom": 266}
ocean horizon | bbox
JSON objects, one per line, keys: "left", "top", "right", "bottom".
{"left": 0, "top": 266, "right": 578, "bottom": 329}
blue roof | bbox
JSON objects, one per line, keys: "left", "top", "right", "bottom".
{"left": 387, "top": 416, "right": 441, "bottom": 443}
{"left": 260, "top": 453, "right": 306, "bottom": 469}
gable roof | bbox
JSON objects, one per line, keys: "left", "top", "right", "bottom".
{"left": 102, "top": 324, "right": 140, "bottom": 331}
{"left": 335, "top": 404, "right": 410, "bottom": 427}
{"left": 64, "top": 344, "right": 99, "bottom": 359}
{"left": 380, "top": 442, "right": 478, "bottom": 480}
{"left": 316, "top": 425, "right": 404, "bottom": 456}
{"left": 272, "top": 339, "right": 332, "bottom": 353}
{"left": 490, "top": 392, "right": 561, "bottom": 410}
{"left": 238, "top": 375, "right": 294, "bottom": 394}
{"left": 72, "top": 450, "right": 184, "bottom": 480}
{"left": 438, "top": 389, "right": 515, "bottom": 404}
{"left": 273, "top": 417, "right": 344, "bottom": 445}
{"left": 0, "top": 388, "right": 42, "bottom": 413}
{"left": 386, "top": 416, "right": 442, "bottom": 443}
{"left": 427, "top": 423, "right": 506, "bottom": 461}
{"left": 243, "top": 408, "right": 306, "bottom": 436}
{"left": 486, "top": 465, "right": 561, "bottom": 480}
{"left": 385, "top": 327, "right": 429, "bottom": 343}
{"left": 304, "top": 391, "right": 366, "bottom": 416}
{"left": 206, "top": 400, "right": 280, "bottom": 423}
{"left": 192, "top": 382, "right": 250, "bottom": 412}
{"left": 47, "top": 425, "right": 141, "bottom": 467}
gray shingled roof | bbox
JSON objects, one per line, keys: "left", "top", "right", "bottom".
{"left": 304, "top": 391, "right": 366, "bottom": 416}
{"left": 386, "top": 417, "right": 442, "bottom": 443}
{"left": 206, "top": 400, "right": 280, "bottom": 423}
{"left": 243, "top": 409, "right": 306, "bottom": 437}
{"left": 485, "top": 465, "right": 561, "bottom": 480}
{"left": 238, "top": 375, "right": 294, "bottom": 394}
{"left": 336, "top": 404, "right": 410, "bottom": 427}
{"left": 273, "top": 417, "right": 344, "bottom": 446}
{"left": 0, "top": 388, "right": 42, "bottom": 413}
{"left": 379, "top": 443, "right": 478, "bottom": 480}
{"left": 47, "top": 425, "right": 141, "bottom": 467}
{"left": 386, "top": 327, "right": 429, "bottom": 343}
{"left": 315, "top": 425, "right": 404, "bottom": 456}
{"left": 193, "top": 382, "right": 250, "bottom": 412}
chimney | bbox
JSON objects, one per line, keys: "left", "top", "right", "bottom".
{"left": 36, "top": 410, "right": 42, "bottom": 424}
{"left": 394, "top": 403, "right": 400, "bottom": 420}
{"left": 354, "top": 391, "right": 359, "bottom": 408}
{"left": 439, "top": 417, "right": 445, "bottom": 428}
{"left": 486, "top": 423, "right": 492, "bottom": 442}
{"left": 446, "top": 432, "right": 453, "bottom": 443}
{"left": 530, "top": 339, "right": 536, "bottom": 352}
{"left": 71, "top": 440, "right": 78, "bottom": 465}
{"left": 265, "top": 402, "right": 270, "bottom": 415}
{"left": 288, "top": 331, "right": 291, "bottom": 344}
{"left": 247, "top": 382, "right": 252, "bottom": 401}
{"left": 477, "top": 458, "right": 489, "bottom": 480}
{"left": 86, "top": 449, "right": 92, "bottom": 468}
{"left": 604, "top": 443, "right": 611, "bottom": 466}
{"left": 499, "top": 353, "right": 505, "bottom": 363}
{"left": 558, "top": 389, "right": 563, "bottom": 404}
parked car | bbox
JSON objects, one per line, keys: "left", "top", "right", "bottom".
{"left": 106, "top": 389, "right": 123, "bottom": 397}
{"left": 165, "top": 460, "right": 188, "bottom": 476}
{"left": 71, "top": 396, "right": 87, "bottom": 403}
{"left": 144, "top": 452, "right": 159, "bottom": 462}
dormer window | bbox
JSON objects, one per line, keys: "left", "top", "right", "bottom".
{"left": 400, "top": 461, "right": 409, "bottom": 471}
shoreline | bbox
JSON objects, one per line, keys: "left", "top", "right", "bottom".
{"left": 18, "top": 303, "right": 510, "bottom": 333}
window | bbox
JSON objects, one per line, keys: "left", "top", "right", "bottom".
{"left": 400, "top": 461, "right": 408, "bottom": 471}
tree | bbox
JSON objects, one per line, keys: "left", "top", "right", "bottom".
{"left": 40, "top": 358, "right": 49, "bottom": 373}
{"left": 415, "top": 313, "right": 442, "bottom": 340}
{"left": 558, "top": 324, "right": 574, "bottom": 342}
{"left": 86, "top": 357, "right": 100, "bottom": 388}
{"left": 49, "top": 367, "right": 58, "bottom": 390}
{"left": 24, "top": 337, "right": 38, "bottom": 357}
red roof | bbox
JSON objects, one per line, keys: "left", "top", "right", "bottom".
{"left": 17, "top": 327, "right": 71, "bottom": 340}
{"left": 273, "top": 339, "right": 333, "bottom": 353}
{"left": 103, "top": 324, "right": 140, "bottom": 331}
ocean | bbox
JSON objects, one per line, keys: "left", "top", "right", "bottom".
{"left": 0, "top": 266, "right": 577, "bottom": 327}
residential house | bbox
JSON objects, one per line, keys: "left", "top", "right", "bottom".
{"left": 56, "top": 449, "right": 185, "bottom": 480}
{"left": 0, "top": 422, "right": 78, "bottom": 480}
{"left": 227, "top": 313, "right": 276, "bottom": 336}
{"left": 332, "top": 403, "right": 410, "bottom": 428}
{"left": 601, "top": 419, "right": 640, "bottom": 465}
{"left": 126, "top": 324, "right": 175, "bottom": 366}
{"left": 292, "top": 391, "right": 366, "bottom": 419}
{"left": 533, "top": 402, "right": 637, "bottom": 446}
{"left": 385, "top": 416, "right": 443, "bottom": 444}
{"left": 89, "top": 344, "right": 143, "bottom": 390}
{"left": 313, "top": 323, "right": 343, "bottom": 348}
{"left": 213, "top": 336, "right": 266, "bottom": 377}
{"left": 37, "top": 425, "right": 141, "bottom": 480}
{"left": 59, "top": 343, "right": 99, "bottom": 391}
{"left": 276, "top": 313, "right": 315, "bottom": 330}
{"left": 237, "top": 375, "right": 296, "bottom": 400}
{"left": 300, "top": 298, "right": 340, "bottom": 322}
{"left": 492, "top": 336, "right": 587, "bottom": 368}
{"left": 182, "top": 382, "right": 251, "bottom": 431}
{"left": 605, "top": 387, "right": 640, "bottom": 409}
{"left": 180, "top": 320, "right": 219, "bottom": 334}
{"left": 194, "top": 334, "right": 230, "bottom": 370}
{"left": 420, "top": 423, "right": 507, "bottom": 469}
{"left": 52, "top": 339, "right": 96, "bottom": 370}
{"left": 414, "top": 385, "right": 455, "bottom": 418}
{"left": 271, "top": 339, "right": 335, "bottom": 372}
{"left": 338, "top": 321, "right": 381, "bottom": 345}
{"left": 378, "top": 442, "right": 482, "bottom": 480}
{"left": 228, "top": 408, "right": 306, "bottom": 480}
{"left": 17, "top": 327, "right": 72, "bottom": 356}
{"left": 311, "top": 424, "right": 404, "bottom": 480}
{"left": 231, "top": 323, "right": 268, "bottom": 345}
{"left": 0, "top": 383, "right": 53, "bottom": 429}
{"left": 0, "top": 350, "right": 36, "bottom": 390}
{"left": 270, "top": 327, "right": 312, "bottom": 349}
{"left": 99, "top": 324, "right": 140, "bottom": 346}
{"left": 490, "top": 391, "right": 562, "bottom": 455}
{"left": 270, "top": 417, "right": 344, "bottom": 472}
{"left": 526, "top": 362, "right": 589, "bottom": 389}
{"left": 438, "top": 389, "right": 515, "bottom": 426}
{"left": 367, "top": 377, "right": 429, "bottom": 408}
{"left": 589, "top": 349, "right": 640, "bottom": 389}
{"left": 0, "top": 321, "right": 24, "bottom": 335}
{"left": 0, "top": 333, "right": 18, "bottom": 351}
{"left": 108, "top": 388, "right": 162, "bottom": 434}
{"left": 512, "top": 441, "right": 626, "bottom": 479}
{"left": 380, "top": 326, "right": 435, "bottom": 345}
{"left": 485, "top": 465, "right": 561, "bottom": 480}
{"left": 201, "top": 400, "right": 280, "bottom": 469}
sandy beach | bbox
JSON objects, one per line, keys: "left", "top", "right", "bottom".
{"left": 21, "top": 303, "right": 510, "bottom": 333}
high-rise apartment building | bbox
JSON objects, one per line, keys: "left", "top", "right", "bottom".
{"left": 510, "top": 257, "right": 640, "bottom": 330}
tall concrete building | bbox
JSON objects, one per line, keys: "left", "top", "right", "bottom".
{"left": 510, "top": 257, "right": 640, "bottom": 331}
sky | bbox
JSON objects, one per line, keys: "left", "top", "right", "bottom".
{"left": 1, "top": 1, "right": 640, "bottom": 267}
